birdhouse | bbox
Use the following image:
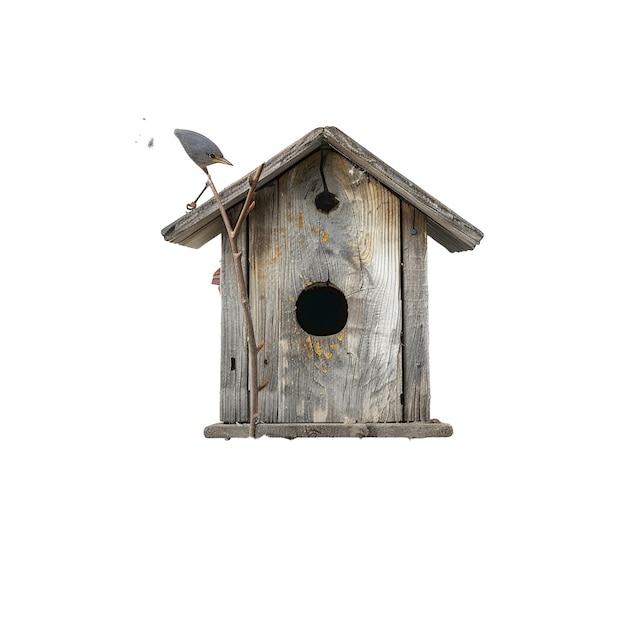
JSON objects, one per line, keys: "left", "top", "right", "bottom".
{"left": 162, "top": 127, "right": 483, "bottom": 438}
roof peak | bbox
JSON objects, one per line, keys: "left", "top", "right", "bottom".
{"left": 162, "top": 126, "right": 483, "bottom": 252}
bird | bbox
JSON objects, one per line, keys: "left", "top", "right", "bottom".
{"left": 174, "top": 129, "right": 232, "bottom": 209}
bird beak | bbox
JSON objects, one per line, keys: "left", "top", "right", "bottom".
{"left": 215, "top": 156, "right": 233, "bottom": 166}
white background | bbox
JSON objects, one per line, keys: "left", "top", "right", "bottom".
{"left": 2, "top": 1, "right": 625, "bottom": 624}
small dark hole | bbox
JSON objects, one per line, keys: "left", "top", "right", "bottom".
{"left": 230, "top": 358, "right": 236, "bottom": 371}
{"left": 296, "top": 283, "right": 348, "bottom": 336}
{"left": 315, "top": 190, "right": 339, "bottom": 213}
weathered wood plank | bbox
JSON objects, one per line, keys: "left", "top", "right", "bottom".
{"left": 268, "top": 150, "right": 402, "bottom": 423}
{"left": 248, "top": 182, "right": 280, "bottom": 422}
{"left": 204, "top": 421, "right": 452, "bottom": 439}
{"left": 401, "top": 203, "right": 430, "bottom": 421}
{"left": 220, "top": 202, "right": 248, "bottom": 423}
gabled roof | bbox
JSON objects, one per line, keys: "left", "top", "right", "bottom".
{"left": 161, "top": 126, "right": 483, "bottom": 252}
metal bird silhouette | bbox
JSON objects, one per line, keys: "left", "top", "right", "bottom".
{"left": 174, "top": 129, "right": 232, "bottom": 210}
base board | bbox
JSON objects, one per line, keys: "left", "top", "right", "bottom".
{"left": 204, "top": 421, "right": 453, "bottom": 440}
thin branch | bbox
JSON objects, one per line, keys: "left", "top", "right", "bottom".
{"left": 233, "top": 200, "right": 255, "bottom": 239}
{"left": 244, "top": 164, "right": 265, "bottom": 211}
{"left": 233, "top": 163, "right": 264, "bottom": 238}
{"left": 206, "top": 164, "right": 265, "bottom": 437}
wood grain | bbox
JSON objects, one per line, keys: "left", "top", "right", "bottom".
{"left": 247, "top": 150, "right": 403, "bottom": 423}
{"left": 204, "top": 421, "right": 452, "bottom": 439}
{"left": 219, "top": 202, "right": 248, "bottom": 423}
{"left": 401, "top": 203, "right": 430, "bottom": 421}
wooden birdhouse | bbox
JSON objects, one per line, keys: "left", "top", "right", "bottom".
{"left": 162, "top": 127, "right": 483, "bottom": 439}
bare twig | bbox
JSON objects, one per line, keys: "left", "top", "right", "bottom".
{"left": 233, "top": 201, "right": 255, "bottom": 239}
{"left": 206, "top": 164, "right": 265, "bottom": 437}
{"left": 233, "top": 164, "right": 264, "bottom": 238}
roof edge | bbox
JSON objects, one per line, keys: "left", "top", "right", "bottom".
{"left": 161, "top": 127, "right": 327, "bottom": 247}
{"left": 321, "top": 127, "right": 483, "bottom": 251}
{"left": 161, "top": 126, "right": 483, "bottom": 252}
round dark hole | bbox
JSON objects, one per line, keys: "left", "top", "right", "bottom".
{"left": 315, "top": 190, "right": 339, "bottom": 213}
{"left": 296, "top": 283, "right": 348, "bottom": 336}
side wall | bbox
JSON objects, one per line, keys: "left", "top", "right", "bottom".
{"left": 401, "top": 204, "right": 430, "bottom": 421}
{"left": 220, "top": 202, "right": 248, "bottom": 424}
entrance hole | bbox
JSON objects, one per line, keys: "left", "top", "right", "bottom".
{"left": 295, "top": 283, "right": 348, "bottom": 336}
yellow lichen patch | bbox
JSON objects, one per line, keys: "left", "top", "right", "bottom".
{"left": 310, "top": 225, "right": 329, "bottom": 242}
{"left": 321, "top": 367, "right": 328, "bottom": 374}
{"left": 325, "top": 352, "right": 333, "bottom": 360}
{"left": 314, "top": 341, "right": 323, "bottom": 356}
{"left": 337, "top": 332, "right": 345, "bottom": 342}
{"left": 329, "top": 343, "right": 339, "bottom": 350}
{"left": 304, "top": 336, "right": 314, "bottom": 358}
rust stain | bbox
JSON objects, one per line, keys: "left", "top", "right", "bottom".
{"left": 286, "top": 213, "right": 293, "bottom": 223}
{"left": 298, "top": 212, "right": 303, "bottom": 229}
